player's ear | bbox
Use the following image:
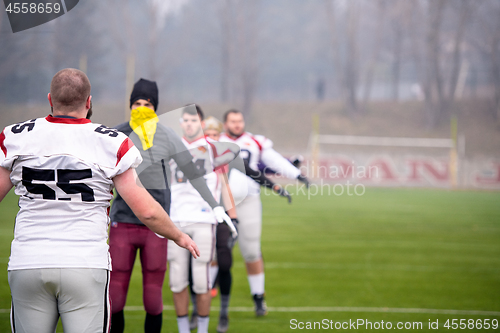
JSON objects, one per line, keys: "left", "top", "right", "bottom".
{"left": 48, "top": 93, "right": 53, "bottom": 107}
{"left": 201, "top": 120, "right": 205, "bottom": 130}
{"left": 86, "top": 96, "right": 92, "bottom": 109}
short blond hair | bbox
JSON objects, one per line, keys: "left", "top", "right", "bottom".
{"left": 204, "top": 116, "right": 223, "bottom": 133}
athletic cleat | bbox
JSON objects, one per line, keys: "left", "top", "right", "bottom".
{"left": 253, "top": 294, "right": 268, "bottom": 317}
{"left": 189, "top": 312, "right": 198, "bottom": 331}
{"left": 216, "top": 315, "right": 229, "bottom": 333}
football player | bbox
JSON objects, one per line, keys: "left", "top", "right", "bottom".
{"left": 168, "top": 106, "right": 238, "bottom": 333}
{"left": 193, "top": 116, "right": 292, "bottom": 332}
{"left": 219, "top": 109, "right": 309, "bottom": 317}
{"left": 0, "top": 69, "right": 199, "bottom": 333}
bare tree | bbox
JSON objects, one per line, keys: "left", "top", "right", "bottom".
{"left": 421, "top": 0, "right": 447, "bottom": 127}
{"left": 469, "top": 0, "right": 500, "bottom": 121}
{"left": 219, "top": 0, "right": 261, "bottom": 119}
{"left": 362, "top": 0, "right": 387, "bottom": 105}
{"left": 217, "top": 0, "right": 232, "bottom": 102}
{"left": 389, "top": 1, "right": 408, "bottom": 102}
{"left": 325, "top": 0, "right": 361, "bottom": 115}
{"left": 446, "top": 0, "right": 473, "bottom": 103}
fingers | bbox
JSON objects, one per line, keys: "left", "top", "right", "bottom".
{"left": 189, "top": 241, "right": 200, "bottom": 259}
{"left": 178, "top": 234, "right": 201, "bottom": 259}
{"left": 223, "top": 216, "right": 238, "bottom": 237}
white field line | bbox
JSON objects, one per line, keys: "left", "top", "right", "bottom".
{"left": 118, "top": 305, "right": 500, "bottom": 317}
{"left": 234, "top": 262, "right": 500, "bottom": 273}
{"left": 0, "top": 306, "right": 497, "bottom": 316}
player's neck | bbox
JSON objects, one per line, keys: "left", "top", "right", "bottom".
{"left": 52, "top": 109, "right": 87, "bottom": 119}
{"left": 225, "top": 130, "right": 244, "bottom": 139}
{"left": 183, "top": 133, "right": 204, "bottom": 144}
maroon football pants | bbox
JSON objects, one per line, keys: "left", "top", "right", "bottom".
{"left": 109, "top": 222, "right": 168, "bottom": 315}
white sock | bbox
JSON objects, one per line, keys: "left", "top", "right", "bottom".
{"left": 197, "top": 315, "right": 209, "bottom": 333}
{"left": 247, "top": 273, "right": 265, "bottom": 295}
{"left": 177, "top": 315, "right": 190, "bottom": 333}
{"left": 209, "top": 265, "right": 219, "bottom": 288}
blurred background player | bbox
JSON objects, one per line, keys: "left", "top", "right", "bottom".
{"left": 219, "top": 109, "right": 309, "bottom": 316}
{"left": 191, "top": 116, "right": 292, "bottom": 332}
{"left": 167, "top": 105, "right": 237, "bottom": 333}
{"left": 0, "top": 69, "right": 199, "bottom": 333}
{"left": 109, "top": 80, "right": 231, "bottom": 333}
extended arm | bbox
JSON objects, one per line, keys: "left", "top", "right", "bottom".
{"left": 170, "top": 132, "right": 235, "bottom": 230}
{"left": 219, "top": 170, "right": 239, "bottom": 237}
{"left": 113, "top": 168, "right": 199, "bottom": 258}
{"left": 261, "top": 147, "right": 309, "bottom": 188}
{"left": 232, "top": 158, "right": 292, "bottom": 203}
{"left": 173, "top": 150, "right": 220, "bottom": 209}
{"left": 220, "top": 170, "right": 237, "bottom": 218}
{"left": 0, "top": 166, "right": 13, "bottom": 202}
{"left": 260, "top": 147, "right": 301, "bottom": 179}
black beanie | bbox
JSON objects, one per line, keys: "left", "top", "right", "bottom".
{"left": 130, "top": 78, "right": 159, "bottom": 111}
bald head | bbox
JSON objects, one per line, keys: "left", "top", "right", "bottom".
{"left": 50, "top": 68, "right": 91, "bottom": 113}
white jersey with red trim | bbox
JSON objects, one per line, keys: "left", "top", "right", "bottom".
{"left": 0, "top": 115, "right": 142, "bottom": 271}
{"left": 169, "top": 136, "right": 221, "bottom": 224}
{"left": 219, "top": 132, "right": 301, "bottom": 197}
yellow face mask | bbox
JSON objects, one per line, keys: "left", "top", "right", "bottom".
{"left": 129, "top": 106, "right": 159, "bottom": 150}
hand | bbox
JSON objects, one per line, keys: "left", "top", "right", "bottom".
{"left": 175, "top": 233, "right": 200, "bottom": 259}
{"left": 227, "top": 218, "right": 239, "bottom": 248}
{"left": 213, "top": 206, "right": 238, "bottom": 237}
{"left": 230, "top": 218, "right": 239, "bottom": 231}
{"left": 273, "top": 184, "right": 292, "bottom": 204}
{"left": 297, "top": 174, "right": 310, "bottom": 189}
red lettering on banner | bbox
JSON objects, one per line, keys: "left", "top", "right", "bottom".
{"left": 476, "top": 163, "right": 500, "bottom": 184}
{"left": 407, "top": 160, "right": 420, "bottom": 181}
{"left": 314, "top": 159, "right": 330, "bottom": 179}
{"left": 331, "top": 158, "right": 353, "bottom": 179}
{"left": 421, "top": 161, "right": 449, "bottom": 181}
{"left": 361, "top": 159, "right": 397, "bottom": 181}
{"left": 407, "top": 160, "right": 449, "bottom": 183}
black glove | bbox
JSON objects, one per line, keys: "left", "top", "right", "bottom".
{"left": 231, "top": 218, "right": 239, "bottom": 231}
{"left": 273, "top": 184, "right": 292, "bottom": 204}
{"left": 297, "top": 174, "right": 310, "bottom": 189}
{"left": 227, "top": 218, "right": 239, "bottom": 248}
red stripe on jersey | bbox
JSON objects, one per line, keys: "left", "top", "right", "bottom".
{"left": 246, "top": 133, "right": 263, "bottom": 151}
{"left": 116, "top": 138, "right": 134, "bottom": 166}
{"left": 207, "top": 140, "right": 217, "bottom": 155}
{"left": 45, "top": 115, "right": 91, "bottom": 124}
{"left": 0, "top": 130, "right": 6, "bottom": 157}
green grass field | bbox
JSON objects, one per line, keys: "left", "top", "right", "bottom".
{"left": 0, "top": 187, "right": 499, "bottom": 332}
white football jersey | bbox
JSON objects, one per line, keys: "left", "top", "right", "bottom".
{"left": 0, "top": 115, "right": 143, "bottom": 270}
{"left": 219, "top": 132, "right": 301, "bottom": 196}
{"left": 169, "top": 136, "right": 221, "bottom": 224}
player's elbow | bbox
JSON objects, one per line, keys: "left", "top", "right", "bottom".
{"left": 135, "top": 207, "right": 158, "bottom": 227}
